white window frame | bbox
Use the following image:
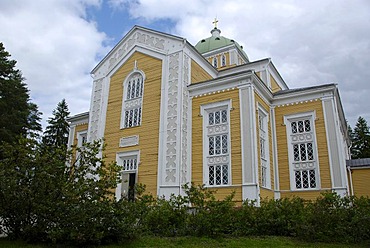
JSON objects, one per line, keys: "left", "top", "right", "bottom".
{"left": 120, "top": 70, "right": 145, "bottom": 129}
{"left": 284, "top": 111, "right": 321, "bottom": 191}
{"left": 258, "top": 106, "right": 270, "bottom": 189}
{"left": 115, "top": 150, "right": 140, "bottom": 200}
{"left": 200, "top": 99, "right": 232, "bottom": 187}
{"left": 77, "top": 130, "right": 87, "bottom": 147}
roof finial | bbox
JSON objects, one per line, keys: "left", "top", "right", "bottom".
{"left": 212, "top": 17, "right": 218, "bottom": 29}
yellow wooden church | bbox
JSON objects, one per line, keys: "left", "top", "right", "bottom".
{"left": 68, "top": 24, "right": 351, "bottom": 203}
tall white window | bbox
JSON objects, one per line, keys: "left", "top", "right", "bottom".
{"left": 258, "top": 108, "right": 270, "bottom": 188}
{"left": 121, "top": 72, "right": 144, "bottom": 129}
{"left": 201, "top": 100, "right": 232, "bottom": 186}
{"left": 284, "top": 112, "right": 319, "bottom": 190}
{"left": 116, "top": 151, "right": 140, "bottom": 201}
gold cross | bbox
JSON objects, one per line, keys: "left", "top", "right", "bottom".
{"left": 212, "top": 18, "right": 218, "bottom": 28}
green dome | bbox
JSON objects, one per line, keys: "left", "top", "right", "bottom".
{"left": 194, "top": 28, "right": 248, "bottom": 61}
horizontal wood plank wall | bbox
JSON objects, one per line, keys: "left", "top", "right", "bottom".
{"left": 191, "top": 89, "right": 242, "bottom": 202}
{"left": 104, "top": 51, "right": 162, "bottom": 196}
{"left": 191, "top": 59, "right": 212, "bottom": 84}
{"left": 351, "top": 168, "right": 370, "bottom": 197}
{"left": 255, "top": 93, "right": 274, "bottom": 199}
{"left": 270, "top": 74, "right": 282, "bottom": 93}
{"left": 274, "top": 100, "right": 332, "bottom": 201}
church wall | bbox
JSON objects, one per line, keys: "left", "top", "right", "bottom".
{"left": 191, "top": 88, "right": 243, "bottom": 202}
{"left": 191, "top": 59, "right": 212, "bottom": 84}
{"left": 350, "top": 168, "right": 370, "bottom": 197}
{"left": 274, "top": 100, "right": 332, "bottom": 201}
{"left": 270, "top": 75, "right": 282, "bottom": 93}
{"left": 254, "top": 92, "right": 274, "bottom": 199}
{"left": 104, "top": 51, "right": 162, "bottom": 196}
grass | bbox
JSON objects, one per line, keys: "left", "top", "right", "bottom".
{"left": 1, "top": 236, "right": 368, "bottom": 248}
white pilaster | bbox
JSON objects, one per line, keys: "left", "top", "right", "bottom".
{"left": 239, "top": 82, "right": 259, "bottom": 204}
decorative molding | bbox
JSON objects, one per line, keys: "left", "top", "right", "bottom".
{"left": 108, "top": 32, "right": 165, "bottom": 72}
{"left": 89, "top": 78, "right": 103, "bottom": 142}
{"left": 119, "top": 135, "right": 139, "bottom": 147}
{"left": 165, "top": 52, "right": 180, "bottom": 183}
{"left": 180, "top": 53, "right": 190, "bottom": 185}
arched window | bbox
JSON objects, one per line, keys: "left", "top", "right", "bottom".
{"left": 121, "top": 72, "right": 144, "bottom": 128}
{"left": 213, "top": 57, "right": 218, "bottom": 68}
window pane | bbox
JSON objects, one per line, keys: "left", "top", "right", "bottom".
{"left": 293, "top": 144, "right": 300, "bottom": 161}
{"left": 129, "top": 109, "right": 134, "bottom": 127}
{"left": 305, "top": 120, "right": 311, "bottom": 132}
{"left": 131, "top": 80, "right": 136, "bottom": 99}
{"left": 133, "top": 108, "right": 138, "bottom": 126}
{"left": 222, "top": 135, "right": 228, "bottom": 154}
{"left": 140, "top": 77, "right": 143, "bottom": 97}
{"left": 302, "top": 170, "right": 309, "bottom": 188}
{"left": 135, "top": 79, "right": 140, "bottom": 98}
{"left": 291, "top": 122, "right": 297, "bottom": 133}
{"left": 215, "top": 111, "right": 220, "bottom": 124}
{"left": 300, "top": 144, "right": 306, "bottom": 161}
{"left": 295, "top": 171, "right": 302, "bottom": 188}
{"left": 125, "top": 110, "right": 129, "bottom": 128}
{"left": 298, "top": 121, "right": 304, "bottom": 133}
{"left": 209, "top": 137, "right": 214, "bottom": 155}
{"left": 221, "top": 110, "right": 227, "bottom": 123}
{"left": 209, "top": 166, "right": 214, "bottom": 185}
{"left": 127, "top": 82, "right": 132, "bottom": 99}
{"left": 309, "top": 170, "right": 316, "bottom": 188}
{"left": 307, "top": 143, "right": 314, "bottom": 160}
{"left": 215, "top": 165, "right": 222, "bottom": 185}
{"left": 209, "top": 112, "right": 214, "bottom": 125}
{"left": 215, "top": 135, "right": 221, "bottom": 154}
{"left": 222, "top": 164, "right": 228, "bottom": 184}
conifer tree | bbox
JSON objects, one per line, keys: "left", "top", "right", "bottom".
{"left": 43, "top": 99, "right": 70, "bottom": 149}
{"left": 0, "top": 42, "right": 41, "bottom": 143}
{"left": 351, "top": 116, "right": 370, "bottom": 159}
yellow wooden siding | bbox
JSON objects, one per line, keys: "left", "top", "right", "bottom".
{"left": 191, "top": 89, "right": 243, "bottom": 202}
{"left": 260, "top": 188, "right": 274, "bottom": 199}
{"left": 281, "top": 190, "right": 330, "bottom": 200}
{"left": 274, "top": 100, "right": 332, "bottom": 199}
{"left": 191, "top": 59, "right": 212, "bottom": 84}
{"left": 270, "top": 74, "right": 282, "bottom": 93}
{"left": 351, "top": 168, "right": 370, "bottom": 197}
{"left": 104, "top": 51, "right": 162, "bottom": 196}
{"left": 254, "top": 93, "right": 274, "bottom": 198}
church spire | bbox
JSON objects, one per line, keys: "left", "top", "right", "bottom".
{"left": 211, "top": 17, "right": 221, "bottom": 38}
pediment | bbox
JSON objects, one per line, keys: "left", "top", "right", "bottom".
{"left": 91, "top": 26, "right": 186, "bottom": 78}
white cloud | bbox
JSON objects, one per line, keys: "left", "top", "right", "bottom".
{"left": 0, "top": 0, "right": 108, "bottom": 127}
{"left": 111, "top": 0, "right": 370, "bottom": 126}
{"left": 1, "top": 0, "right": 370, "bottom": 130}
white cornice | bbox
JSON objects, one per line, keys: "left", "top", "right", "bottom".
{"left": 272, "top": 85, "right": 336, "bottom": 106}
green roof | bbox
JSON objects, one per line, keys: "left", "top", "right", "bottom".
{"left": 194, "top": 28, "right": 248, "bottom": 61}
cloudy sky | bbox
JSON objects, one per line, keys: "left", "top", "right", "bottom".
{"left": 0, "top": 0, "right": 369, "bottom": 128}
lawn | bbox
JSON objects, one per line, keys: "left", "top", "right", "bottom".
{"left": 1, "top": 236, "right": 368, "bottom": 248}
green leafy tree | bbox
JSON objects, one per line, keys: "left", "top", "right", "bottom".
{"left": 0, "top": 138, "right": 121, "bottom": 244}
{"left": 42, "top": 99, "right": 70, "bottom": 150}
{"left": 0, "top": 42, "right": 42, "bottom": 143}
{"left": 351, "top": 116, "right": 370, "bottom": 159}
